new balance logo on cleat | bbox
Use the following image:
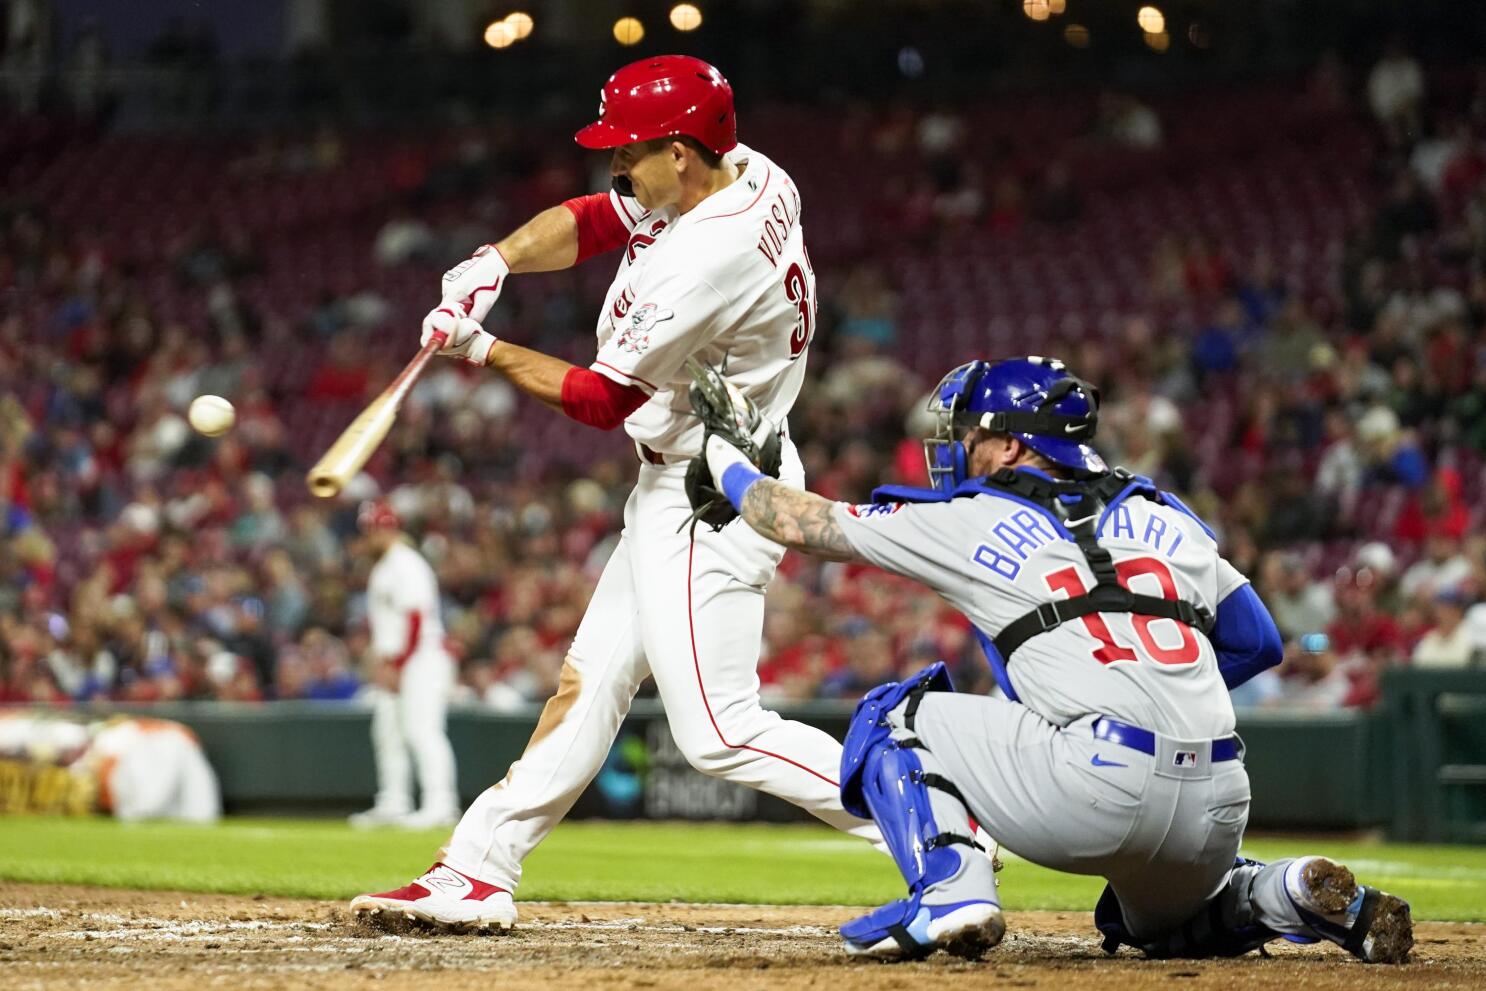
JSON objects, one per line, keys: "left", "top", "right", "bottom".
{"left": 419, "top": 865, "right": 474, "bottom": 897}
{"left": 350, "top": 862, "right": 517, "bottom": 934}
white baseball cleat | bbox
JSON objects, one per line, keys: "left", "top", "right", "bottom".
{"left": 396, "top": 807, "right": 461, "bottom": 830}
{"left": 347, "top": 806, "right": 411, "bottom": 830}
{"left": 351, "top": 862, "right": 517, "bottom": 933}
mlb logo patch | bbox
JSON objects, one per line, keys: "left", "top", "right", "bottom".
{"left": 1173, "top": 750, "right": 1199, "bottom": 767}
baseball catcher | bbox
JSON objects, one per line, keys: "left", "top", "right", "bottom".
{"left": 685, "top": 355, "right": 1413, "bottom": 964}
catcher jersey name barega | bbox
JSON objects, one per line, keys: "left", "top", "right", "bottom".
{"left": 591, "top": 145, "right": 813, "bottom": 456}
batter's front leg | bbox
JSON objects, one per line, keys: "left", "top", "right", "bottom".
{"left": 640, "top": 525, "right": 880, "bottom": 847}
{"left": 441, "top": 535, "right": 650, "bottom": 891}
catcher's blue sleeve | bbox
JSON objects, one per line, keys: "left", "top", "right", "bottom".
{"left": 1210, "top": 583, "right": 1283, "bottom": 690}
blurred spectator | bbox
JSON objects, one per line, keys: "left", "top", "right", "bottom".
{"left": 1356, "top": 406, "right": 1428, "bottom": 489}
{"left": 1096, "top": 93, "right": 1163, "bottom": 150}
{"left": 834, "top": 262, "right": 899, "bottom": 349}
{"left": 1260, "top": 552, "right": 1336, "bottom": 640}
{"left": 1411, "top": 590, "right": 1476, "bottom": 669}
{"left": 374, "top": 211, "right": 439, "bottom": 267}
{"left": 1367, "top": 40, "right": 1424, "bottom": 131}
{"left": 1270, "top": 636, "right": 1354, "bottom": 710}
{"left": 1399, "top": 532, "right": 1474, "bottom": 603}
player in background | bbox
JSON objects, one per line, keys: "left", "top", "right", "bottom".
{"left": 352, "top": 56, "right": 880, "bottom": 931}
{"left": 690, "top": 356, "right": 1413, "bottom": 963}
{"left": 348, "top": 499, "right": 460, "bottom": 830}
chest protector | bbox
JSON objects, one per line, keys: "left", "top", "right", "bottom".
{"left": 980, "top": 467, "right": 1215, "bottom": 660}
{"left": 872, "top": 467, "right": 1215, "bottom": 665}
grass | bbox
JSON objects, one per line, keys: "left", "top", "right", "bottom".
{"left": 0, "top": 816, "right": 1483, "bottom": 921}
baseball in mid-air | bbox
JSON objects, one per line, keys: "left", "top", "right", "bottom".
{"left": 188, "top": 395, "right": 236, "bottom": 437}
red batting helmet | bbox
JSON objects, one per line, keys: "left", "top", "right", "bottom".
{"left": 357, "top": 499, "right": 400, "bottom": 532}
{"left": 574, "top": 55, "right": 737, "bottom": 156}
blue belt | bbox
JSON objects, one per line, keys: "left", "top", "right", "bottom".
{"left": 1094, "top": 717, "right": 1241, "bottom": 763}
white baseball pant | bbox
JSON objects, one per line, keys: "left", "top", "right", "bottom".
{"left": 369, "top": 649, "right": 459, "bottom": 817}
{"left": 442, "top": 448, "right": 879, "bottom": 890}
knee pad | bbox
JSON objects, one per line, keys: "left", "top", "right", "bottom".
{"left": 840, "top": 661, "right": 954, "bottom": 818}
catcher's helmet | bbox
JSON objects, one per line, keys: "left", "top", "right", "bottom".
{"left": 924, "top": 356, "right": 1106, "bottom": 493}
{"left": 575, "top": 55, "right": 736, "bottom": 156}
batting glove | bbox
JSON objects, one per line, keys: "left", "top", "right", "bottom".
{"left": 421, "top": 313, "right": 497, "bottom": 367}
{"left": 440, "top": 244, "right": 510, "bottom": 323}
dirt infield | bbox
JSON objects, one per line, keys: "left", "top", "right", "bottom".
{"left": 2, "top": 884, "right": 1483, "bottom": 991}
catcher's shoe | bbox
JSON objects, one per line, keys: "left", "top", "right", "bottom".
{"left": 841, "top": 895, "right": 1005, "bottom": 960}
{"left": 1284, "top": 857, "right": 1413, "bottom": 964}
{"left": 350, "top": 863, "right": 516, "bottom": 932}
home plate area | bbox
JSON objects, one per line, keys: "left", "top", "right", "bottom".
{"left": 2, "top": 885, "right": 1481, "bottom": 991}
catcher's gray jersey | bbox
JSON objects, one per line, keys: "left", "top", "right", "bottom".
{"left": 835, "top": 487, "right": 1246, "bottom": 738}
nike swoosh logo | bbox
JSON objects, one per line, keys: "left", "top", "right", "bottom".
{"left": 1090, "top": 754, "right": 1128, "bottom": 768}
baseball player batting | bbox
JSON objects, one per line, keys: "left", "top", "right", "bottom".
{"left": 351, "top": 56, "right": 882, "bottom": 930}
{"left": 688, "top": 355, "right": 1413, "bottom": 963}
{"left": 348, "top": 499, "right": 460, "bottom": 830}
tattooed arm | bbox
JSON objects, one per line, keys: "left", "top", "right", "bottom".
{"left": 739, "top": 478, "right": 861, "bottom": 563}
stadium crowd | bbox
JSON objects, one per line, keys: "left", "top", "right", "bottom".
{"left": 4, "top": 49, "right": 1486, "bottom": 713}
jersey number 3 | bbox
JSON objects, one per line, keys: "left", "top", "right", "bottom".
{"left": 783, "top": 253, "right": 815, "bottom": 359}
{"left": 1043, "top": 557, "right": 1200, "bottom": 666}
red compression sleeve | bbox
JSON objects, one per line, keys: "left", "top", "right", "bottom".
{"left": 563, "top": 193, "right": 630, "bottom": 263}
{"left": 560, "top": 367, "right": 650, "bottom": 430}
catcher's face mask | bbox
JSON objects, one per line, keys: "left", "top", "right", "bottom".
{"left": 923, "top": 361, "right": 985, "bottom": 495}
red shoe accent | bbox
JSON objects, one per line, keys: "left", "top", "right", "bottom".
{"left": 453, "top": 867, "right": 507, "bottom": 902}
{"left": 369, "top": 863, "right": 506, "bottom": 903}
{"left": 374, "top": 881, "right": 431, "bottom": 902}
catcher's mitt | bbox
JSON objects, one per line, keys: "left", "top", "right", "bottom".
{"left": 682, "top": 359, "right": 782, "bottom": 532}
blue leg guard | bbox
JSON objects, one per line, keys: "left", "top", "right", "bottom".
{"left": 840, "top": 662, "right": 953, "bottom": 819}
{"left": 837, "top": 666, "right": 1002, "bottom": 960}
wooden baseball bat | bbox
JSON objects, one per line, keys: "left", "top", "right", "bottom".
{"left": 305, "top": 332, "right": 446, "bottom": 499}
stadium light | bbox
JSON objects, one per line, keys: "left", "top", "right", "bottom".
{"left": 1145, "top": 30, "right": 1170, "bottom": 52}
{"left": 670, "top": 4, "right": 702, "bottom": 32}
{"left": 1137, "top": 6, "right": 1165, "bottom": 35}
{"left": 483, "top": 20, "right": 515, "bottom": 49}
{"left": 614, "top": 16, "right": 645, "bottom": 45}
{"left": 1064, "top": 23, "right": 1090, "bottom": 48}
{"left": 1023, "top": 0, "right": 1051, "bottom": 22}
{"left": 504, "top": 12, "right": 534, "bottom": 41}
{"left": 1048, "top": 0, "right": 1066, "bottom": 14}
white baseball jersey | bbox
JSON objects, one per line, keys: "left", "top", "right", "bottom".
{"left": 835, "top": 483, "right": 1243, "bottom": 738}
{"left": 590, "top": 144, "right": 815, "bottom": 456}
{"left": 367, "top": 540, "right": 445, "bottom": 663}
